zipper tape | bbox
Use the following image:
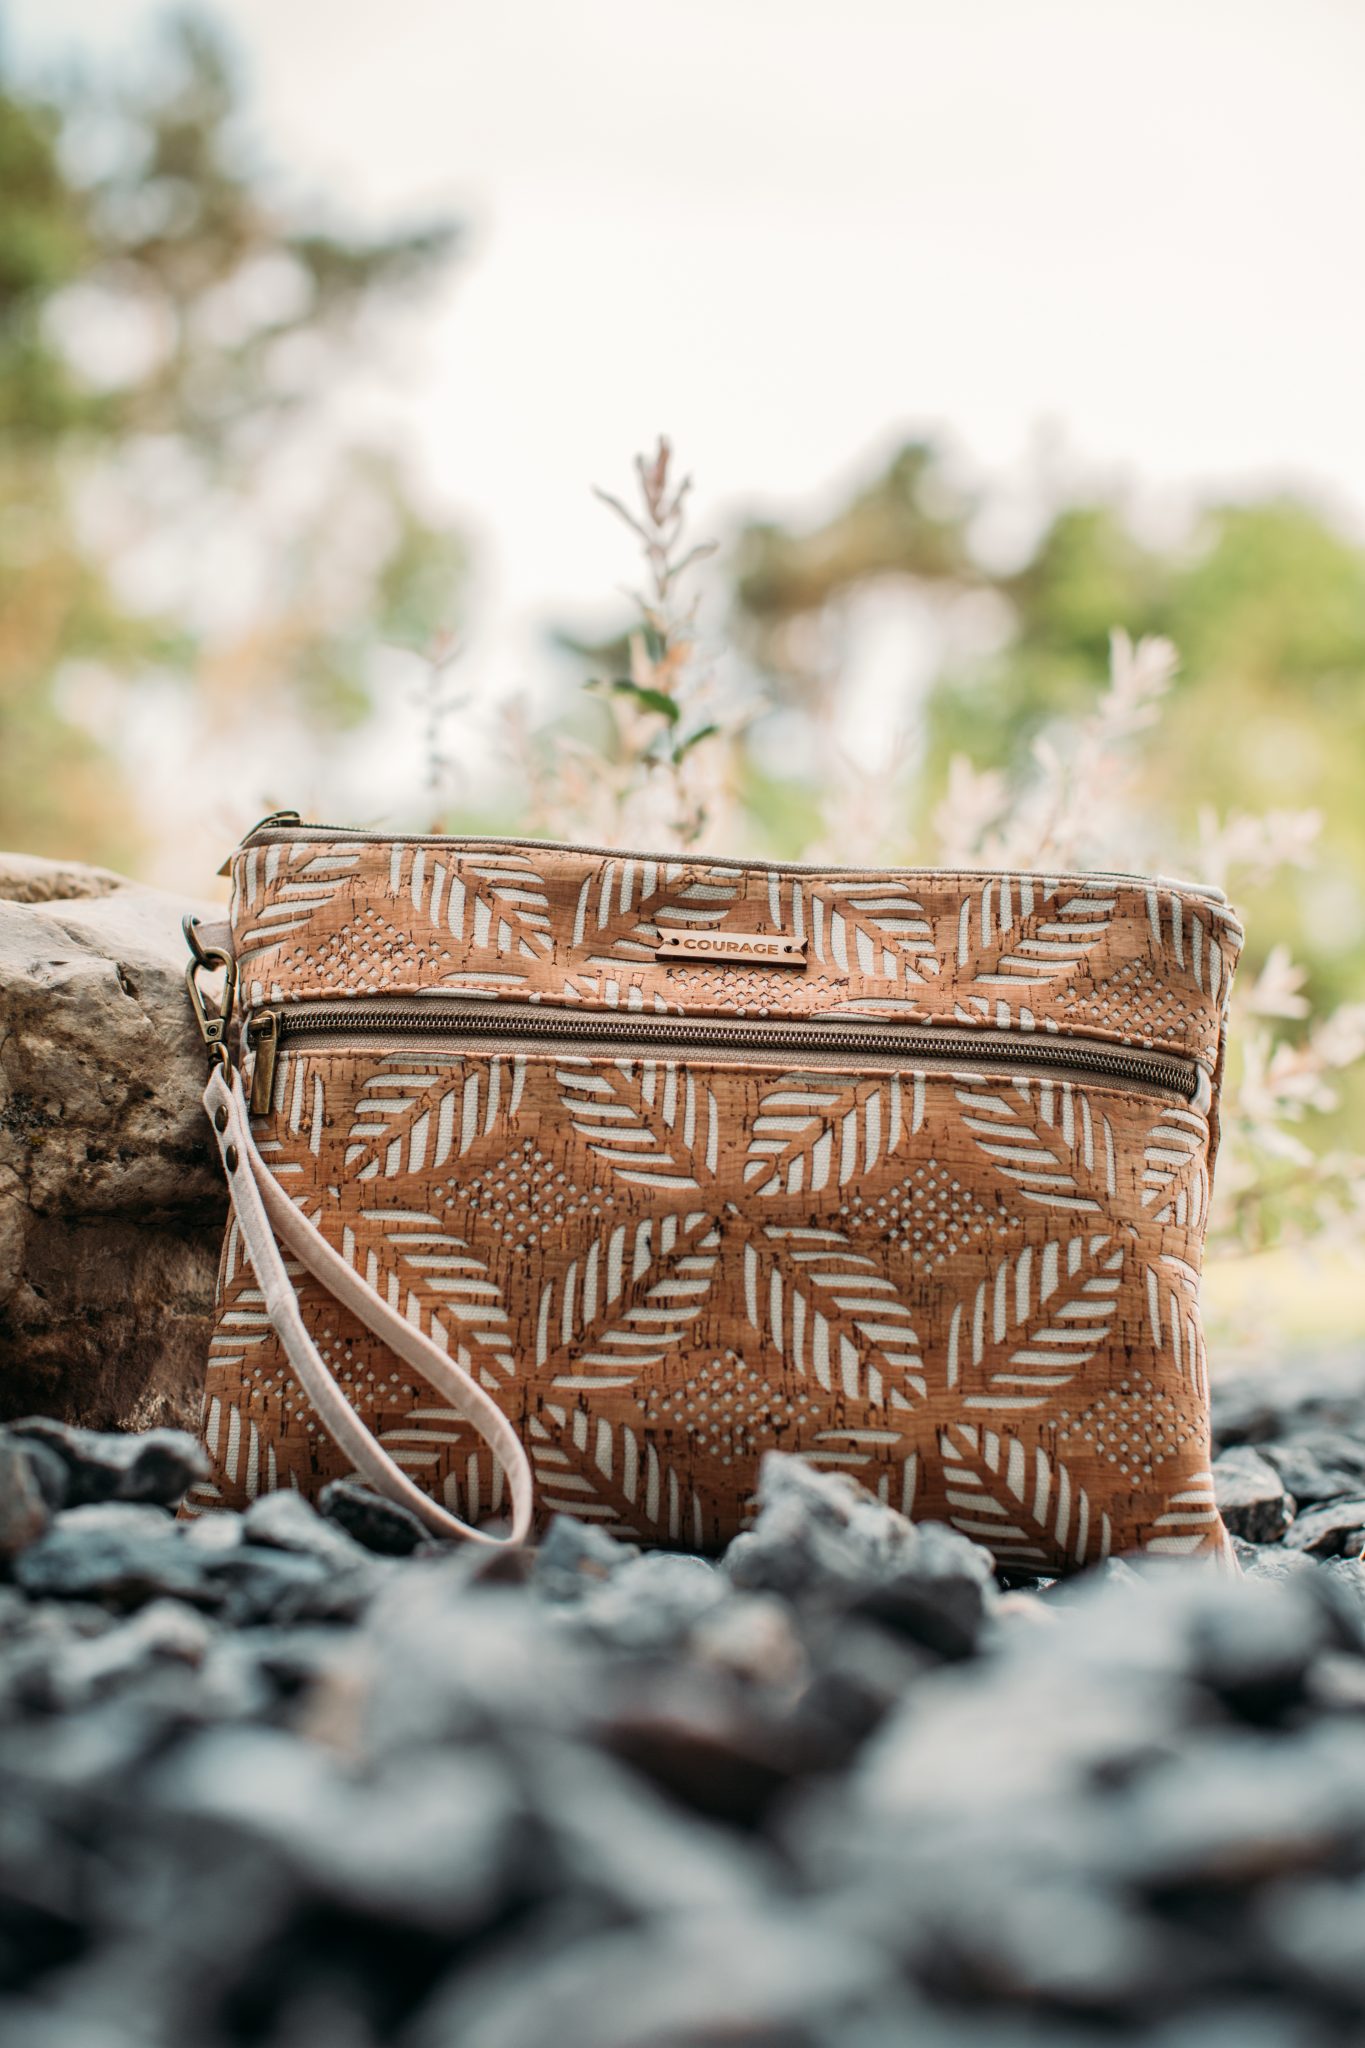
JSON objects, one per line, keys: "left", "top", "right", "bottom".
{"left": 246, "top": 998, "right": 1206, "bottom": 1115}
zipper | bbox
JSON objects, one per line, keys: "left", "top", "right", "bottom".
{"left": 234, "top": 816, "right": 1228, "bottom": 905}
{"left": 246, "top": 997, "right": 1203, "bottom": 1115}
{"left": 219, "top": 811, "right": 305, "bottom": 876}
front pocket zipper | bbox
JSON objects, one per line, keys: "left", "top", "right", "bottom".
{"left": 245, "top": 998, "right": 1205, "bottom": 1116}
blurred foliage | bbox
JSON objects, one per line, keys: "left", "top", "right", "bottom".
{"left": 731, "top": 442, "right": 1365, "bottom": 1010}
{"left": 735, "top": 443, "right": 976, "bottom": 633}
{"left": 515, "top": 441, "right": 734, "bottom": 849}
{"left": 0, "top": 12, "right": 466, "bottom": 866}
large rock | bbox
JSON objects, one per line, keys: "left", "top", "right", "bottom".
{"left": 725, "top": 1453, "right": 998, "bottom": 1660}
{"left": 6, "top": 1417, "right": 209, "bottom": 1507}
{"left": 1212, "top": 1445, "right": 1296, "bottom": 1543}
{"left": 1282, "top": 1497, "right": 1365, "bottom": 1559}
{"left": 0, "top": 852, "right": 225, "bottom": 1432}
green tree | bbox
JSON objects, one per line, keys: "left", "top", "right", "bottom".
{"left": 0, "top": 14, "right": 466, "bottom": 867}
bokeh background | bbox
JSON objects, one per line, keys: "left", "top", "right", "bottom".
{"left": 3, "top": 0, "right": 1363, "bottom": 1348}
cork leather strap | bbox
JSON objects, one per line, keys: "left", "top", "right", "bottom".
{"left": 203, "top": 1065, "right": 534, "bottom": 1547}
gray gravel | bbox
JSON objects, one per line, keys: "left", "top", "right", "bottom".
{"left": 0, "top": 1363, "right": 1364, "bottom": 2047}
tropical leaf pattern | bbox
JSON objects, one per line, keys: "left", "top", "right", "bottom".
{"left": 557, "top": 1057, "right": 723, "bottom": 1192}
{"left": 204, "top": 1049, "right": 1228, "bottom": 1564}
{"left": 331, "top": 1051, "right": 529, "bottom": 1182}
{"left": 945, "top": 1234, "right": 1125, "bottom": 1413}
{"left": 1143, "top": 1251, "right": 1210, "bottom": 1407}
{"left": 198, "top": 834, "right": 1241, "bottom": 1567}
{"left": 765, "top": 873, "right": 941, "bottom": 987}
{"left": 950, "top": 875, "right": 1115, "bottom": 987}
{"left": 955, "top": 1075, "right": 1118, "bottom": 1214}
{"left": 742, "top": 1223, "right": 928, "bottom": 1406}
{"left": 231, "top": 836, "right": 1243, "bottom": 1064}
{"left": 744, "top": 1069, "right": 925, "bottom": 1197}
{"left": 939, "top": 1423, "right": 1113, "bottom": 1568}
{"left": 572, "top": 857, "right": 742, "bottom": 971}
{"left": 1140, "top": 1106, "right": 1211, "bottom": 1229}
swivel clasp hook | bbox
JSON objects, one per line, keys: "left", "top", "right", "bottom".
{"left": 183, "top": 914, "right": 236, "bottom": 1072}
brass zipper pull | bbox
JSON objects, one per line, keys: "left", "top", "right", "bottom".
{"left": 248, "top": 808, "right": 302, "bottom": 836}
{"left": 218, "top": 810, "right": 303, "bottom": 875}
{"left": 249, "top": 1010, "right": 281, "bottom": 1116}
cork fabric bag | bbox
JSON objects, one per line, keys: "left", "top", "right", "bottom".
{"left": 187, "top": 818, "right": 1243, "bottom": 1572}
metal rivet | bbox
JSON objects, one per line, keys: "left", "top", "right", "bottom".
{"left": 214, "top": 1106, "right": 228, "bottom": 1132}
{"left": 225, "top": 1145, "right": 239, "bottom": 1173}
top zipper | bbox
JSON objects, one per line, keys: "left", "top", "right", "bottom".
{"left": 234, "top": 812, "right": 1228, "bottom": 904}
{"left": 246, "top": 996, "right": 1204, "bottom": 1115}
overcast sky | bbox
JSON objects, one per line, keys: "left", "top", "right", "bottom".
{"left": 11, "top": 0, "right": 1365, "bottom": 725}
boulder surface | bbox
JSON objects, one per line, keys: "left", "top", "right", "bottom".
{"left": 0, "top": 851, "right": 225, "bottom": 1431}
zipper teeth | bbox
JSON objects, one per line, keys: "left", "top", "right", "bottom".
{"left": 239, "top": 816, "right": 1226, "bottom": 902}
{"left": 260, "top": 1002, "right": 1199, "bottom": 1099}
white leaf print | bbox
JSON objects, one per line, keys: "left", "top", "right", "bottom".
{"left": 534, "top": 1214, "right": 720, "bottom": 1388}
{"left": 955, "top": 876, "right": 1115, "bottom": 986}
{"left": 526, "top": 1404, "right": 703, "bottom": 1544}
{"left": 940, "top": 1422, "right": 1113, "bottom": 1567}
{"left": 1141, "top": 1106, "right": 1209, "bottom": 1228}
{"left": 768, "top": 875, "right": 939, "bottom": 985}
{"left": 392, "top": 846, "right": 553, "bottom": 961}
{"left": 1143, "top": 1252, "right": 1209, "bottom": 1406}
{"left": 578, "top": 860, "right": 742, "bottom": 965}
{"left": 342, "top": 1053, "right": 528, "bottom": 1181}
{"left": 558, "top": 1058, "right": 720, "bottom": 1191}
{"left": 744, "top": 1070, "right": 925, "bottom": 1197}
{"left": 956, "top": 1075, "right": 1116, "bottom": 1214}
{"left": 946, "top": 1234, "right": 1125, "bottom": 1411}
{"left": 744, "top": 1224, "right": 926, "bottom": 1405}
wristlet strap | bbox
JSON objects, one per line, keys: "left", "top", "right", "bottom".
{"left": 203, "top": 1066, "right": 534, "bottom": 1547}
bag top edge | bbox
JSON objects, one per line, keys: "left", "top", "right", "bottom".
{"left": 235, "top": 821, "right": 1233, "bottom": 912}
